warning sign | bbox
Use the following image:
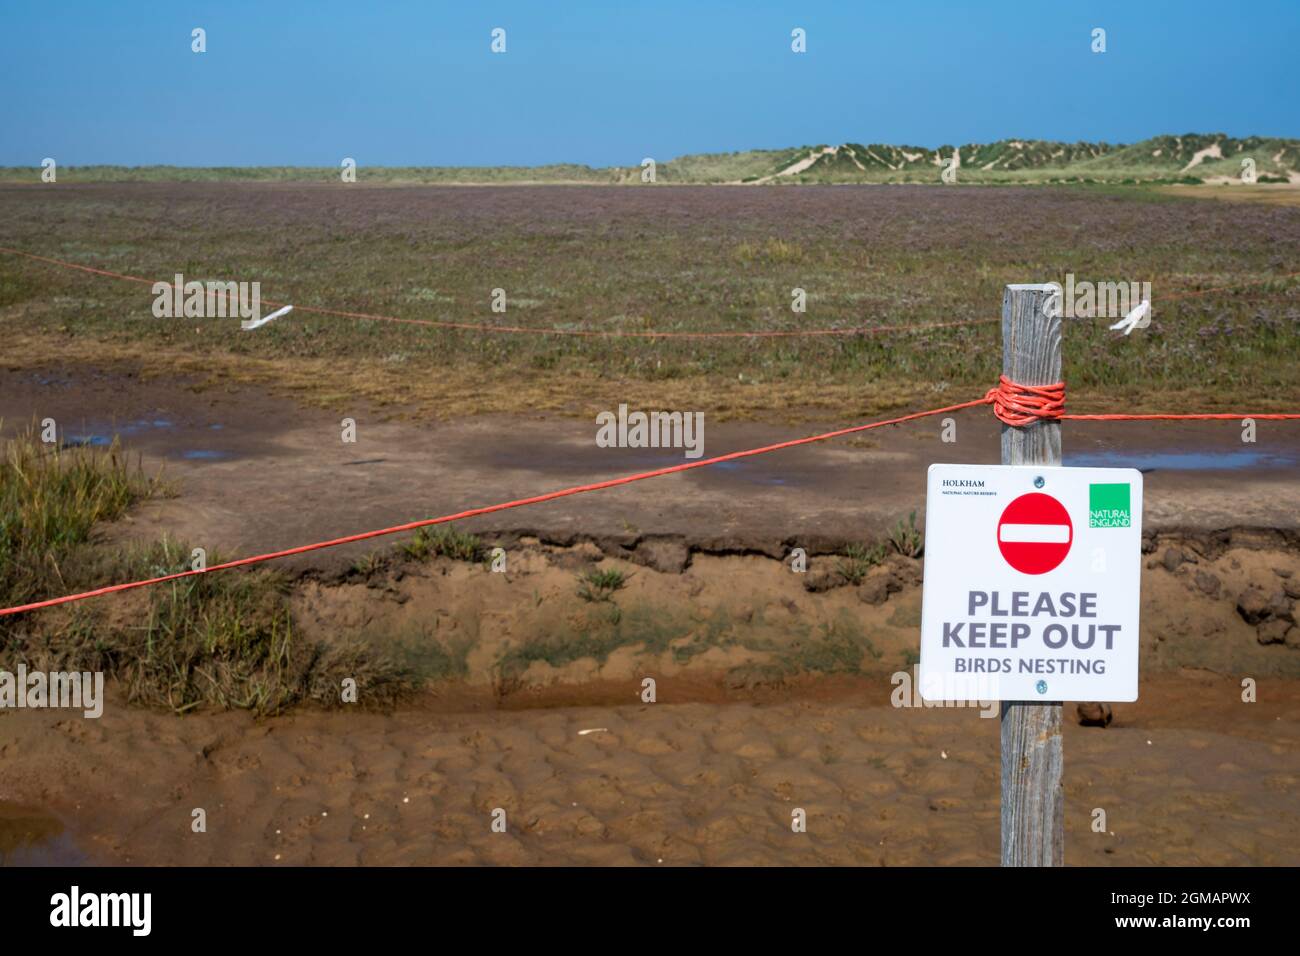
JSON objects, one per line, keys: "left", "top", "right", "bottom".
{"left": 997, "top": 493, "right": 1072, "bottom": 574}
{"left": 919, "top": 464, "right": 1143, "bottom": 702}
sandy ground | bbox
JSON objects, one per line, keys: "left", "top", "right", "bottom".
{"left": 1, "top": 675, "right": 1296, "bottom": 867}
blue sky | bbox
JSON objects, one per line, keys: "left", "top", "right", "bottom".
{"left": 1, "top": 0, "right": 1296, "bottom": 167}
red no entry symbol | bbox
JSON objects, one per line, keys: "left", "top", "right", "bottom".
{"left": 997, "top": 492, "right": 1073, "bottom": 575}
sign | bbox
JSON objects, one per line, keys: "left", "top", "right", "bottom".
{"left": 918, "top": 464, "right": 1142, "bottom": 702}
{"left": 997, "top": 492, "right": 1072, "bottom": 574}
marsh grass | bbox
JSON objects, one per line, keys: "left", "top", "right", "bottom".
{"left": 351, "top": 550, "right": 385, "bottom": 577}
{"left": 110, "top": 539, "right": 300, "bottom": 712}
{"left": 577, "top": 567, "right": 628, "bottom": 602}
{"left": 735, "top": 237, "right": 805, "bottom": 265}
{"left": 377, "top": 626, "right": 471, "bottom": 681}
{"left": 495, "top": 601, "right": 676, "bottom": 685}
{"left": 740, "top": 611, "right": 885, "bottom": 675}
{"left": 402, "top": 525, "right": 484, "bottom": 562}
{"left": 0, "top": 431, "right": 414, "bottom": 714}
{"left": 2, "top": 184, "right": 1295, "bottom": 422}
{"left": 793, "top": 617, "right": 884, "bottom": 674}
{"left": 888, "top": 510, "right": 924, "bottom": 558}
{"left": 0, "top": 425, "right": 163, "bottom": 626}
{"left": 836, "top": 542, "right": 887, "bottom": 585}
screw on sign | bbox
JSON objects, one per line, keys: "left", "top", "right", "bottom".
{"left": 996, "top": 492, "right": 1072, "bottom": 575}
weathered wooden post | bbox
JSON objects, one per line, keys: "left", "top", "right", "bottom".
{"left": 999, "top": 284, "right": 1064, "bottom": 866}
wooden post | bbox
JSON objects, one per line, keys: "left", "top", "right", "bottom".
{"left": 999, "top": 284, "right": 1064, "bottom": 866}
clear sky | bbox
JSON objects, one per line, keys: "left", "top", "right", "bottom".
{"left": 1, "top": 0, "right": 1296, "bottom": 167}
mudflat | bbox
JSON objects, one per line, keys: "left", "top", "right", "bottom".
{"left": 1, "top": 674, "right": 1294, "bottom": 866}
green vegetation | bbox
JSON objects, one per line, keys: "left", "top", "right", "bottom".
{"left": 740, "top": 134, "right": 1300, "bottom": 185}
{"left": 577, "top": 567, "right": 629, "bottom": 602}
{"left": 369, "top": 625, "right": 471, "bottom": 682}
{"left": 495, "top": 601, "right": 678, "bottom": 684}
{"left": 402, "top": 525, "right": 484, "bottom": 562}
{"left": 734, "top": 237, "right": 805, "bottom": 265}
{"left": 836, "top": 543, "right": 887, "bottom": 585}
{"left": 1, "top": 169, "right": 1296, "bottom": 422}
{"left": 105, "top": 540, "right": 288, "bottom": 713}
{"left": 888, "top": 511, "right": 924, "bottom": 559}
{"left": 723, "top": 611, "right": 888, "bottom": 686}
{"left": 351, "top": 550, "right": 385, "bottom": 577}
{"left": 495, "top": 599, "right": 893, "bottom": 690}
{"left": 499, "top": 621, "right": 629, "bottom": 675}
{"left": 0, "top": 430, "right": 414, "bottom": 714}
{"left": 791, "top": 617, "right": 884, "bottom": 674}
{"left": 0, "top": 426, "right": 162, "bottom": 624}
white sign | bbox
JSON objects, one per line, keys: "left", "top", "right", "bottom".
{"left": 919, "top": 464, "right": 1142, "bottom": 702}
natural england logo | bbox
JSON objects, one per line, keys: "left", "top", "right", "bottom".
{"left": 596, "top": 404, "right": 705, "bottom": 459}
{"left": 152, "top": 273, "right": 262, "bottom": 328}
{"left": 0, "top": 665, "right": 104, "bottom": 718}
{"left": 1089, "top": 483, "right": 1131, "bottom": 528}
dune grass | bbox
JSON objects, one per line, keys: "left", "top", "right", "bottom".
{"left": 1, "top": 134, "right": 1294, "bottom": 184}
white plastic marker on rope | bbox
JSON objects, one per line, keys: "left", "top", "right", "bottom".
{"left": 242, "top": 304, "right": 293, "bottom": 331}
{"left": 1109, "top": 299, "right": 1150, "bottom": 335}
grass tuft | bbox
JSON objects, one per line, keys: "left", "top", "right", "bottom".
{"left": 888, "top": 510, "right": 924, "bottom": 558}
{"left": 0, "top": 424, "right": 163, "bottom": 629}
{"left": 836, "top": 542, "right": 887, "bottom": 585}
{"left": 0, "top": 430, "right": 415, "bottom": 714}
{"left": 402, "top": 525, "right": 484, "bottom": 562}
{"left": 576, "top": 567, "right": 629, "bottom": 602}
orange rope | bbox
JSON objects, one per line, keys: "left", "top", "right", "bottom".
{"left": 985, "top": 375, "right": 1300, "bottom": 425}
{"left": 986, "top": 376, "right": 1066, "bottom": 426}
{"left": 5, "top": 244, "right": 1296, "bottom": 338}
{"left": 1, "top": 244, "right": 1297, "bottom": 615}
{"left": 1164, "top": 270, "right": 1300, "bottom": 301}
{"left": 0, "top": 379, "right": 1295, "bottom": 618}
{"left": 0, "top": 393, "right": 991, "bottom": 617}
{"left": 0, "top": 245, "right": 990, "bottom": 340}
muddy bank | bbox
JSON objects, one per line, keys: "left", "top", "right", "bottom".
{"left": 279, "top": 531, "right": 1300, "bottom": 702}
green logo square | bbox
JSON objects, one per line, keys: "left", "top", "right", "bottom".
{"left": 1089, "top": 483, "right": 1131, "bottom": 528}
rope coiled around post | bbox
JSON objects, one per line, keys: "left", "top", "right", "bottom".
{"left": 986, "top": 375, "right": 1066, "bottom": 426}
